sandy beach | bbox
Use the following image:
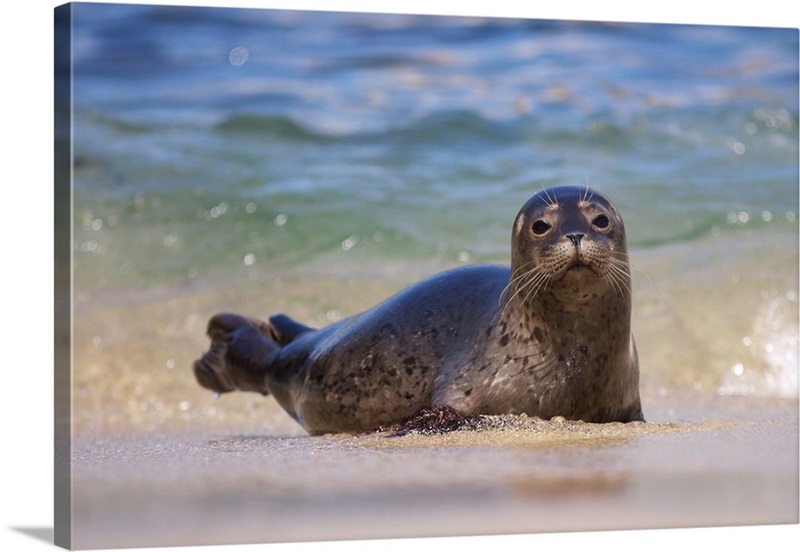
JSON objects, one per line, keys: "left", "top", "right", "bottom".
{"left": 70, "top": 393, "right": 797, "bottom": 550}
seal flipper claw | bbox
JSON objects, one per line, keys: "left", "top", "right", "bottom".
{"left": 193, "top": 313, "right": 280, "bottom": 396}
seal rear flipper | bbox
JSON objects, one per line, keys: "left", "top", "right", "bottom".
{"left": 193, "top": 313, "right": 280, "bottom": 396}
{"left": 267, "top": 314, "right": 315, "bottom": 345}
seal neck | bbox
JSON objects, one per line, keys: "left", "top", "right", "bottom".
{"left": 501, "top": 281, "right": 632, "bottom": 356}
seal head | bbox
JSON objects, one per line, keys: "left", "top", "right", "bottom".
{"left": 510, "top": 185, "right": 630, "bottom": 305}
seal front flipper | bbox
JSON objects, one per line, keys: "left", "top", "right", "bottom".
{"left": 193, "top": 313, "right": 280, "bottom": 396}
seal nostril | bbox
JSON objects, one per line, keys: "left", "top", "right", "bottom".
{"left": 566, "top": 233, "right": 584, "bottom": 246}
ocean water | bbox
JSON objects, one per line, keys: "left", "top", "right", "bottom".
{"left": 66, "top": 3, "right": 799, "bottom": 411}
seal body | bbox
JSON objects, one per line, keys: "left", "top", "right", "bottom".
{"left": 194, "top": 186, "right": 644, "bottom": 434}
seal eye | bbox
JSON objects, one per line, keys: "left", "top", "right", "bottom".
{"left": 532, "top": 220, "right": 552, "bottom": 236}
{"left": 592, "top": 214, "right": 610, "bottom": 230}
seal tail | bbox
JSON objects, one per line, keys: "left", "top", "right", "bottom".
{"left": 193, "top": 313, "right": 281, "bottom": 396}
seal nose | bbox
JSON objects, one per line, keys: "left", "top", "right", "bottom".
{"left": 566, "top": 233, "right": 584, "bottom": 247}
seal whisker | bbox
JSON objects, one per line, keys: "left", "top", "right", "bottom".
{"left": 607, "top": 255, "right": 632, "bottom": 279}
{"left": 498, "top": 260, "right": 536, "bottom": 306}
{"left": 508, "top": 259, "right": 540, "bottom": 281}
{"left": 540, "top": 185, "right": 557, "bottom": 207}
{"left": 507, "top": 259, "right": 541, "bottom": 285}
{"left": 620, "top": 252, "right": 654, "bottom": 300}
{"left": 517, "top": 268, "right": 552, "bottom": 307}
{"left": 581, "top": 184, "right": 594, "bottom": 204}
{"left": 503, "top": 266, "right": 539, "bottom": 306}
{"left": 603, "top": 258, "right": 632, "bottom": 297}
{"left": 502, "top": 264, "right": 549, "bottom": 315}
{"left": 604, "top": 270, "right": 627, "bottom": 297}
{"left": 614, "top": 255, "right": 632, "bottom": 271}
{"left": 499, "top": 259, "right": 540, "bottom": 307}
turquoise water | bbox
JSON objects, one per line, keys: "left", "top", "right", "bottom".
{"left": 67, "top": 4, "right": 799, "bottom": 397}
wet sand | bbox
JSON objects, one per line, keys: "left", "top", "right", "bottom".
{"left": 70, "top": 393, "right": 797, "bottom": 550}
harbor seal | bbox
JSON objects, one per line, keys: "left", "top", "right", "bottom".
{"left": 193, "top": 185, "right": 644, "bottom": 434}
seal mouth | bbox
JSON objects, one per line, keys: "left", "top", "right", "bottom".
{"left": 558, "top": 262, "right": 599, "bottom": 282}
{"left": 566, "top": 263, "right": 593, "bottom": 273}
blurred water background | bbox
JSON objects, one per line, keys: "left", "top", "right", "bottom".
{"left": 67, "top": 3, "right": 798, "bottom": 426}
